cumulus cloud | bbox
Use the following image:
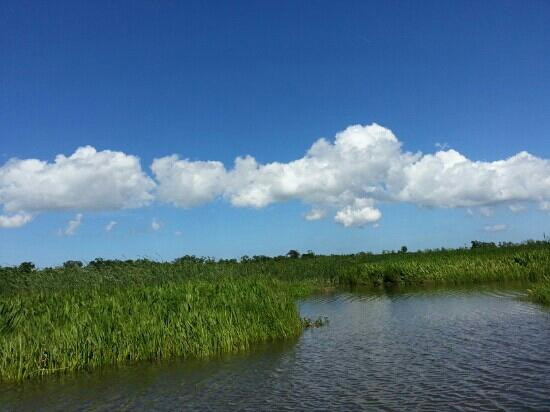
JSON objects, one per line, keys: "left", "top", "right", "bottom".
{"left": 2, "top": 124, "right": 550, "bottom": 229}
{"left": 151, "top": 156, "right": 226, "bottom": 207}
{"left": 334, "top": 199, "right": 382, "bottom": 227}
{"left": 153, "top": 123, "right": 550, "bottom": 227}
{"left": 105, "top": 221, "right": 117, "bottom": 232}
{"left": 224, "top": 124, "right": 414, "bottom": 210}
{"left": 0, "top": 212, "right": 34, "bottom": 228}
{"left": 0, "top": 146, "right": 155, "bottom": 227}
{"left": 395, "top": 150, "right": 550, "bottom": 209}
{"left": 484, "top": 224, "right": 507, "bottom": 233}
{"left": 63, "top": 213, "right": 83, "bottom": 236}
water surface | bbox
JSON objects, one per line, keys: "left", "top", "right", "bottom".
{"left": 2, "top": 285, "right": 549, "bottom": 411}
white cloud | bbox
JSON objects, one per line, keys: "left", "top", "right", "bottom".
{"left": 484, "top": 224, "right": 507, "bottom": 232}
{"left": 151, "top": 156, "right": 226, "bottom": 207}
{"left": 0, "top": 212, "right": 34, "bottom": 228}
{"left": 64, "top": 213, "right": 83, "bottom": 236}
{"left": 0, "top": 146, "right": 155, "bottom": 227}
{"left": 396, "top": 150, "right": 550, "bottom": 208}
{"left": 105, "top": 220, "right": 117, "bottom": 232}
{"left": 334, "top": 199, "right": 382, "bottom": 227}
{"left": 224, "top": 124, "right": 414, "bottom": 209}
{"left": 153, "top": 123, "right": 415, "bottom": 213}
{"left": 151, "top": 218, "right": 161, "bottom": 231}
{"left": 174, "top": 230, "right": 182, "bottom": 236}
{"left": 153, "top": 123, "right": 550, "bottom": 226}
{"left": 305, "top": 208, "right": 327, "bottom": 221}
{"left": 2, "top": 124, "right": 550, "bottom": 229}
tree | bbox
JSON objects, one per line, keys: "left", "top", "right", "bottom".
{"left": 18, "top": 262, "right": 35, "bottom": 273}
{"left": 286, "top": 250, "right": 300, "bottom": 259}
{"left": 174, "top": 255, "right": 203, "bottom": 264}
{"left": 63, "top": 260, "right": 83, "bottom": 269}
{"left": 471, "top": 240, "right": 497, "bottom": 250}
{"left": 301, "top": 250, "right": 315, "bottom": 259}
{"left": 400, "top": 246, "right": 408, "bottom": 253}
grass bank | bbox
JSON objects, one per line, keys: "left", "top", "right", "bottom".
{"left": 0, "top": 240, "right": 548, "bottom": 382}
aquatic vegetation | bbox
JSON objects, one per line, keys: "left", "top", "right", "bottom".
{"left": 354, "top": 247, "right": 550, "bottom": 287}
{"left": 0, "top": 240, "right": 548, "bottom": 382}
{"left": 527, "top": 283, "right": 550, "bottom": 305}
{"left": 302, "top": 316, "right": 330, "bottom": 328}
{"left": 0, "top": 277, "right": 303, "bottom": 382}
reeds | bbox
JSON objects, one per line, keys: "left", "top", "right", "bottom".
{"left": 0, "top": 276, "right": 304, "bottom": 382}
{"left": 353, "top": 247, "right": 550, "bottom": 286}
{"left": 527, "top": 283, "right": 550, "bottom": 305}
{"left": 0, "top": 241, "right": 548, "bottom": 382}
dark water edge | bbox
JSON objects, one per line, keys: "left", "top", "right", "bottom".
{"left": 1, "top": 283, "right": 550, "bottom": 411}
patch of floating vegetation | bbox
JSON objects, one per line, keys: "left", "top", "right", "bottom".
{"left": 302, "top": 316, "right": 330, "bottom": 328}
{"left": 0, "top": 240, "right": 548, "bottom": 382}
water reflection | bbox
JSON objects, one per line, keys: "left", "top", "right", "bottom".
{"left": 1, "top": 284, "right": 549, "bottom": 411}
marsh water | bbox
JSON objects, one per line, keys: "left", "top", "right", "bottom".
{"left": 2, "top": 284, "right": 550, "bottom": 411}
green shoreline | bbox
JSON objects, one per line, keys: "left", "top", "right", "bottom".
{"left": 1, "top": 241, "right": 549, "bottom": 382}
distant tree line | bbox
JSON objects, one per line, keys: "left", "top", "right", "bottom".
{"left": 1, "top": 238, "right": 548, "bottom": 272}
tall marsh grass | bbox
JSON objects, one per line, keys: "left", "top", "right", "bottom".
{"left": 354, "top": 247, "right": 550, "bottom": 286}
{"left": 0, "top": 241, "right": 548, "bottom": 382}
{"left": 527, "top": 283, "right": 550, "bottom": 305}
{"left": 0, "top": 276, "right": 304, "bottom": 382}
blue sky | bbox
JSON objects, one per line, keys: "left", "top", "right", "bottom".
{"left": 1, "top": 0, "right": 549, "bottom": 266}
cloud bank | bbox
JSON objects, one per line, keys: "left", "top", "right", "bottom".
{"left": 1, "top": 124, "right": 549, "bottom": 228}
{"left": 152, "top": 123, "right": 550, "bottom": 226}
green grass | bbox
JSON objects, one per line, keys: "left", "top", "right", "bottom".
{"left": 527, "top": 283, "right": 550, "bottom": 305}
{"left": 354, "top": 247, "right": 550, "bottom": 286}
{"left": 0, "top": 241, "right": 548, "bottom": 382}
{"left": 0, "top": 276, "right": 305, "bottom": 382}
